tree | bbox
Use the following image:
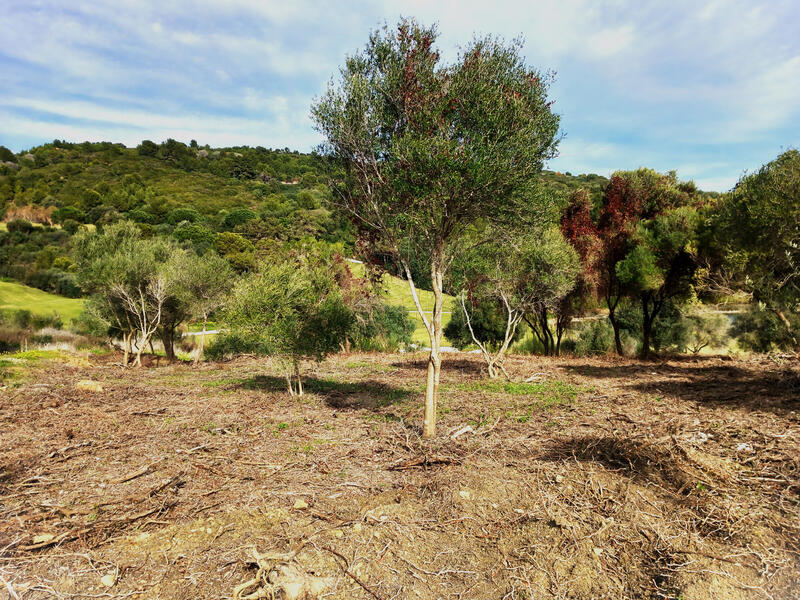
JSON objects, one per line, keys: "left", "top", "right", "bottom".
{"left": 312, "top": 19, "right": 560, "bottom": 436}
{"left": 452, "top": 227, "right": 578, "bottom": 374}
{"left": 73, "top": 221, "right": 182, "bottom": 366}
{"left": 564, "top": 171, "right": 701, "bottom": 357}
{"left": 172, "top": 252, "right": 236, "bottom": 363}
{"left": 717, "top": 149, "right": 800, "bottom": 348}
{"left": 616, "top": 204, "right": 700, "bottom": 358}
{"left": 220, "top": 256, "right": 354, "bottom": 395}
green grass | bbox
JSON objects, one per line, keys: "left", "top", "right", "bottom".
{"left": 0, "top": 280, "right": 85, "bottom": 324}
{"left": 346, "top": 261, "right": 456, "bottom": 346}
{"left": 451, "top": 380, "right": 580, "bottom": 403}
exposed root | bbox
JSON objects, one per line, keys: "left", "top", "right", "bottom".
{"left": 233, "top": 547, "right": 334, "bottom": 600}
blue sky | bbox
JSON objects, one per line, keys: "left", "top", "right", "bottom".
{"left": 1, "top": 0, "right": 798, "bottom": 191}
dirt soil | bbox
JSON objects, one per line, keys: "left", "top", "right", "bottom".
{"left": 1, "top": 351, "right": 798, "bottom": 599}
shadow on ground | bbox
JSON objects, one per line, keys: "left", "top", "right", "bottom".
{"left": 236, "top": 375, "right": 415, "bottom": 411}
{"left": 563, "top": 361, "right": 799, "bottom": 415}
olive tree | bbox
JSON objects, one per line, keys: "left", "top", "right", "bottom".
{"left": 73, "top": 221, "right": 182, "bottom": 366}
{"left": 312, "top": 19, "right": 560, "bottom": 437}
{"left": 452, "top": 226, "right": 579, "bottom": 376}
{"left": 220, "top": 258, "right": 354, "bottom": 395}
{"left": 171, "top": 252, "right": 235, "bottom": 363}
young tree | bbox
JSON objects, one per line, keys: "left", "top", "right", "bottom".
{"left": 171, "top": 252, "right": 236, "bottom": 363}
{"left": 312, "top": 19, "right": 560, "bottom": 436}
{"left": 455, "top": 227, "right": 579, "bottom": 373}
{"left": 615, "top": 193, "right": 701, "bottom": 358}
{"left": 220, "top": 256, "right": 354, "bottom": 395}
{"left": 73, "top": 221, "right": 182, "bottom": 366}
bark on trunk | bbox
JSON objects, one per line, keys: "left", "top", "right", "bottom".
{"left": 161, "top": 327, "right": 175, "bottom": 362}
{"left": 424, "top": 260, "right": 444, "bottom": 439}
{"left": 608, "top": 306, "right": 623, "bottom": 356}
{"left": 194, "top": 316, "right": 207, "bottom": 365}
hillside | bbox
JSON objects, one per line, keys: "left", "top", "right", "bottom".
{"left": 0, "top": 280, "right": 84, "bottom": 323}
{"left": 0, "top": 138, "right": 610, "bottom": 302}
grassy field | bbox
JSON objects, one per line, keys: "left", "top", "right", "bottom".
{"left": 0, "top": 280, "right": 85, "bottom": 324}
{"left": 347, "top": 260, "right": 456, "bottom": 346}
{"left": 1, "top": 351, "right": 797, "bottom": 599}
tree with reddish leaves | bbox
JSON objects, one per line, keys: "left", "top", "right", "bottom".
{"left": 563, "top": 171, "right": 701, "bottom": 357}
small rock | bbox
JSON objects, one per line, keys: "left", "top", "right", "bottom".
{"left": 555, "top": 474, "right": 565, "bottom": 483}
{"left": 32, "top": 533, "right": 55, "bottom": 544}
{"left": 593, "top": 547, "right": 603, "bottom": 556}
{"left": 76, "top": 380, "right": 103, "bottom": 392}
{"left": 293, "top": 499, "right": 309, "bottom": 510}
{"left": 458, "top": 490, "right": 472, "bottom": 500}
{"left": 100, "top": 574, "right": 116, "bottom": 587}
{"left": 331, "top": 529, "right": 344, "bottom": 538}
{"left": 736, "top": 442, "right": 753, "bottom": 453}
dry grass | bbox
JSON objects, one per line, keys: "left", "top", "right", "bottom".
{"left": 0, "top": 351, "right": 798, "bottom": 599}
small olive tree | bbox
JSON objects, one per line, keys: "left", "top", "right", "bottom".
{"left": 220, "top": 258, "right": 354, "bottom": 395}
{"left": 312, "top": 19, "right": 560, "bottom": 436}
{"left": 171, "top": 252, "right": 236, "bottom": 363}
{"left": 73, "top": 221, "right": 182, "bottom": 366}
{"left": 452, "top": 227, "right": 579, "bottom": 376}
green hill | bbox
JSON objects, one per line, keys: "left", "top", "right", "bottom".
{"left": 0, "top": 280, "right": 84, "bottom": 324}
{"left": 347, "top": 260, "right": 455, "bottom": 346}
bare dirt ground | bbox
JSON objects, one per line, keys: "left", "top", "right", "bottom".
{"left": 1, "top": 351, "right": 798, "bottom": 599}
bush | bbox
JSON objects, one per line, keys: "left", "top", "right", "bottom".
{"left": 616, "top": 300, "right": 689, "bottom": 354}
{"left": 730, "top": 306, "right": 799, "bottom": 353}
{"left": 223, "top": 208, "right": 257, "bottom": 229}
{"left": 6, "top": 219, "right": 34, "bottom": 234}
{"left": 444, "top": 298, "right": 513, "bottom": 350}
{"left": 0, "top": 326, "right": 26, "bottom": 353}
{"left": 574, "top": 319, "right": 615, "bottom": 356}
{"left": 351, "top": 303, "right": 413, "bottom": 351}
{"left": 685, "top": 309, "right": 730, "bottom": 354}
{"left": 167, "top": 207, "right": 202, "bottom": 225}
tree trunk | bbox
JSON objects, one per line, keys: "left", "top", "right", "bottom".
{"left": 294, "top": 360, "right": 303, "bottom": 397}
{"left": 122, "top": 332, "right": 131, "bottom": 367}
{"left": 161, "top": 327, "right": 176, "bottom": 362}
{"left": 640, "top": 296, "right": 653, "bottom": 359}
{"left": 424, "top": 260, "right": 444, "bottom": 439}
{"left": 607, "top": 305, "right": 623, "bottom": 356}
{"left": 195, "top": 316, "right": 207, "bottom": 365}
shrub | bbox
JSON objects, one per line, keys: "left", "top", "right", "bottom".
{"left": 223, "top": 208, "right": 257, "bottom": 229}
{"left": 351, "top": 303, "right": 413, "bottom": 351}
{"left": 685, "top": 309, "right": 730, "bottom": 354}
{"left": 6, "top": 219, "right": 34, "bottom": 234}
{"left": 574, "top": 319, "right": 615, "bottom": 356}
{"left": 616, "top": 300, "right": 689, "bottom": 354}
{"left": 167, "top": 207, "right": 202, "bottom": 225}
{"left": 730, "top": 305, "right": 799, "bottom": 353}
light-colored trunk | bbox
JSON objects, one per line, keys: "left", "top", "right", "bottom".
{"left": 122, "top": 332, "right": 131, "bottom": 367}
{"left": 195, "top": 315, "right": 207, "bottom": 365}
{"left": 424, "top": 261, "right": 444, "bottom": 438}
{"left": 401, "top": 257, "right": 441, "bottom": 439}
{"left": 294, "top": 360, "right": 303, "bottom": 397}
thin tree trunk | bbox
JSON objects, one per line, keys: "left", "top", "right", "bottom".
{"left": 607, "top": 302, "right": 623, "bottom": 356}
{"left": 195, "top": 315, "right": 207, "bottom": 365}
{"left": 640, "top": 297, "right": 652, "bottom": 359}
{"left": 424, "top": 259, "right": 444, "bottom": 439}
{"left": 123, "top": 332, "right": 131, "bottom": 367}
{"left": 294, "top": 360, "right": 303, "bottom": 397}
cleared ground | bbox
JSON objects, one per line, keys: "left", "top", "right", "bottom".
{"left": 0, "top": 351, "right": 798, "bottom": 599}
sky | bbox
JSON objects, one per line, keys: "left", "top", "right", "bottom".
{"left": 1, "top": 1, "right": 799, "bottom": 191}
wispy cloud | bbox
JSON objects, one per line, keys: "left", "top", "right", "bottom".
{"left": 1, "top": 0, "right": 798, "bottom": 191}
